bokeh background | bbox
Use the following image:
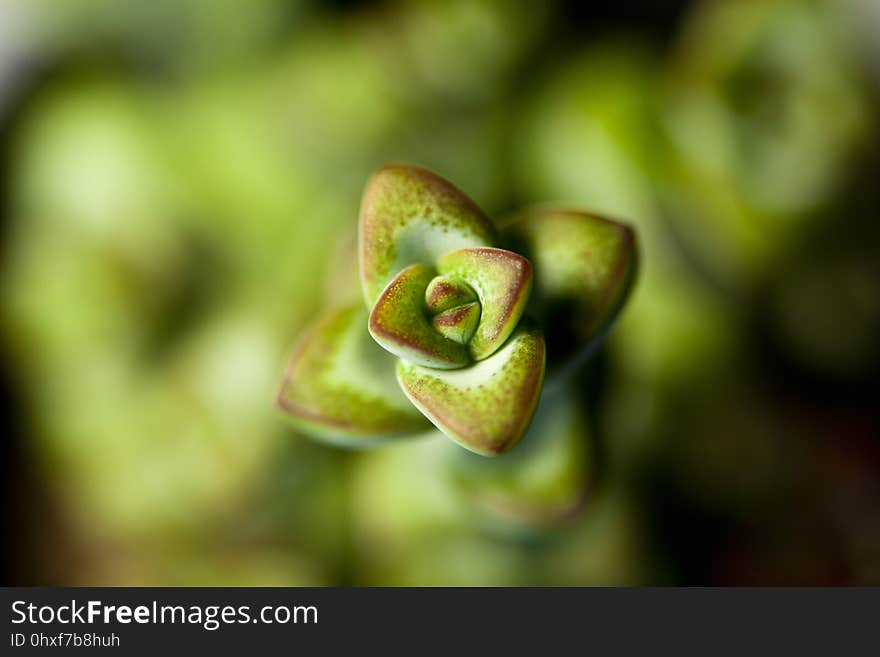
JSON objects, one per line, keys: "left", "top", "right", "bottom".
{"left": 2, "top": 0, "right": 879, "bottom": 585}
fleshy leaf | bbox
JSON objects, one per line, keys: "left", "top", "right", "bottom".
{"left": 436, "top": 247, "right": 533, "bottom": 361}
{"left": 277, "top": 304, "right": 429, "bottom": 443}
{"left": 432, "top": 302, "right": 481, "bottom": 344}
{"left": 447, "top": 391, "right": 591, "bottom": 529}
{"left": 396, "top": 326, "right": 546, "bottom": 456}
{"left": 369, "top": 264, "right": 470, "bottom": 369}
{"left": 359, "top": 164, "right": 497, "bottom": 304}
{"left": 425, "top": 275, "right": 477, "bottom": 314}
{"left": 502, "top": 209, "right": 636, "bottom": 367}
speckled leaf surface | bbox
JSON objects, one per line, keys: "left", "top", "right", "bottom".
{"left": 425, "top": 275, "right": 477, "bottom": 313}
{"left": 277, "top": 304, "right": 429, "bottom": 443}
{"left": 396, "top": 326, "right": 546, "bottom": 456}
{"left": 359, "top": 164, "right": 497, "bottom": 304}
{"left": 432, "top": 301, "right": 481, "bottom": 344}
{"left": 502, "top": 209, "right": 636, "bottom": 366}
{"left": 436, "top": 247, "right": 533, "bottom": 360}
{"left": 368, "top": 264, "right": 470, "bottom": 369}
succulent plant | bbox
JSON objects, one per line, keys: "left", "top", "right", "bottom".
{"left": 277, "top": 164, "right": 637, "bottom": 456}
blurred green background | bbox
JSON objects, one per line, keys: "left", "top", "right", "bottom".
{"left": 1, "top": 0, "right": 879, "bottom": 585}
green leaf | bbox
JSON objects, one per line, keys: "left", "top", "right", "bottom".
{"left": 277, "top": 304, "right": 429, "bottom": 444}
{"left": 432, "top": 301, "right": 481, "bottom": 345}
{"left": 359, "top": 164, "right": 497, "bottom": 305}
{"left": 396, "top": 326, "right": 546, "bottom": 456}
{"left": 368, "top": 264, "right": 470, "bottom": 369}
{"left": 447, "top": 391, "right": 591, "bottom": 530}
{"left": 502, "top": 209, "right": 636, "bottom": 368}
{"left": 425, "top": 275, "right": 477, "bottom": 313}
{"left": 436, "top": 247, "right": 533, "bottom": 360}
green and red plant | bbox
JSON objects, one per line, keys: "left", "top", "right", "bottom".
{"left": 277, "top": 164, "right": 637, "bottom": 457}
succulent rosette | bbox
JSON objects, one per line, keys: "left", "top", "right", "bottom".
{"left": 277, "top": 164, "right": 636, "bottom": 456}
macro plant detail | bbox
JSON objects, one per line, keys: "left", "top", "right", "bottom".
{"left": 277, "top": 164, "right": 637, "bottom": 457}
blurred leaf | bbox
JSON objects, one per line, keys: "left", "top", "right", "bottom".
{"left": 277, "top": 304, "right": 429, "bottom": 444}
{"left": 447, "top": 390, "right": 592, "bottom": 532}
{"left": 502, "top": 208, "right": 637, "bottom": 371}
